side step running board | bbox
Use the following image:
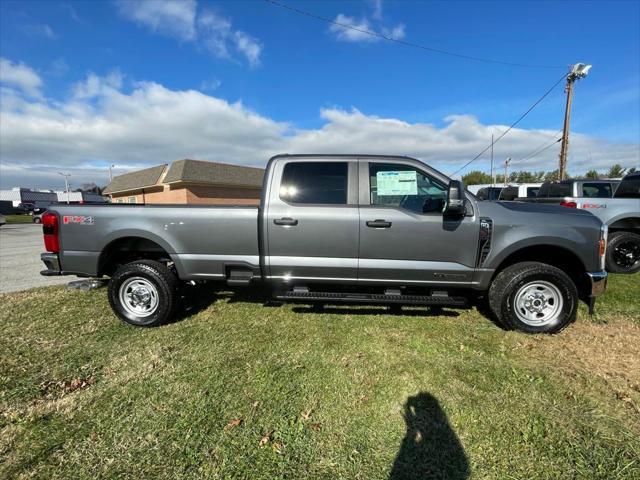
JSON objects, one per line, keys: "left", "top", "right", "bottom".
{"left": 274, "top": 290, "right": 467, "bottom": 307}
{"left": 227, "top": 269, "right": 253, "bottom": 286}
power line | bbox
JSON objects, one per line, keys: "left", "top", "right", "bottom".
{"left": 449, "top": 73, "right": 567, "bottom": 177}
{"left": 514, "top": 135, "right": 562, "bottom": 165}
{"left": 264, "top": 0, "right": 564, "bottom": 69}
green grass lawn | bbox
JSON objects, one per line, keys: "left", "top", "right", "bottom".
{"left": 1, "top": 274, "right": 639, "bottom": 479}
{"left": 3, "top": 214, "right": 33, "bottom": 224}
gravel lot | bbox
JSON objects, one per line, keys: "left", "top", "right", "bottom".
{"left": 0, "top": 224, "right": 78, "bottom": 293}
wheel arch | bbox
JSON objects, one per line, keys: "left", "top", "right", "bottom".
{"left": 98, "top": 233, "right": 182, "bottom": 277}
{"left": 608, "top": 215, "right": 640, "bottom": 234}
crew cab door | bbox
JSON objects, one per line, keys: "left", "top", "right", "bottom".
{"left": 265, "top": 159, "right": 359, "bottom": 282}
{"left": 357, "top": 159, "right": 479, "bottom": 285}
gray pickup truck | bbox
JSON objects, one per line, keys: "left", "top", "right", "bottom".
{"left": 519, "top": 173, "right": 640, "bottom": 273}
{"left": 40, "top": 154, "right": 608, "bottom": 333}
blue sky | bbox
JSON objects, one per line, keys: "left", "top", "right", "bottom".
{"left": 0, "top": 0, "right": 638, "bottom": 188}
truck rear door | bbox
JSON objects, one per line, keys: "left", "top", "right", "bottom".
{"left": 264, "top": 159, "right": 359, "bottom": 282}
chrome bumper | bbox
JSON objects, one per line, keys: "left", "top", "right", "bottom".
{"left": 586, "top": 270, "right": 608, "bottom": 297}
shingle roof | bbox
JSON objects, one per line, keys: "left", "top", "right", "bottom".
{"left": 164, "top": 159, "right": 264, "bottom": 188}
{"left": 103, "top": 164, "right": 167, "bottom": 194}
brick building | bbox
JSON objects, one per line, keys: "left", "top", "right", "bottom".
{"left": 103, "top": 159, "right": 264, "bottom": 205}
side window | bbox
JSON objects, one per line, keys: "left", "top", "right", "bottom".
{"left": 280, "top": 162, "right": 348, "bottom": 205}
{"left": 499, "top": 187, "right": 518, "bottom": 201}
{"left": 582, "top": 183, "right": 612, "bottom": 198}
{"left": 527, "top": 187, "right": 540, "bottom": 197}
{"left": 369, "top": 163, "right": 447, "bottom": 214}
{"left": 614, "top": 177, "right": 640, "bottom": 198}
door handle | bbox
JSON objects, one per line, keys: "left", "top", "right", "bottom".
{"left": 366, "top": 219, "right": 392, "bottom": 228}
{"left": 274, "top": 217, "right": 298, "bottom": 226}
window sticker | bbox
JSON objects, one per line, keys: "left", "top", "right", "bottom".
{"left": 376, "top": 171, "right": 418, "bottom": 196}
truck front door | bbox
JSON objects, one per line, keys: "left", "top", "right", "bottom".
{"left": 265, "top": 159, "right": 359, "bottom": 283}
{"left": 357, "top": 160, "right": 479, "bottom": 286}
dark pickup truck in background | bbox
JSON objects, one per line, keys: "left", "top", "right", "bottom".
{"left": 518, "top": 173, "right": 640, "bottom": 273}
{"left": 40, "top": 154, "right": 608, "bottom": 333}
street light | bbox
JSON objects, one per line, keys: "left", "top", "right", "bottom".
{"left": 58, "top": 172, "right": 71, "bottom": 204}
{"left": 108, "top": 164, "right": 115, "bottom": 182}
{"left": 558, "top": 63, "right": 592, "bottom": 180}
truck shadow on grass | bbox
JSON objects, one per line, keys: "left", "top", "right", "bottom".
{"left": 389, "top": 392, "right": 469, "bottom": 480}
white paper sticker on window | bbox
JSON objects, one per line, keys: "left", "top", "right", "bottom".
{"left": 376, "top": 171, "right": 418, "bottom": 196}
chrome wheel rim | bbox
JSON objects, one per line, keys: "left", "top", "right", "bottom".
{"left": 514, "top": 281, "right": 563, "bottom": 326}
{"left": 119, "top": 277, "right": 159, "bottom": 318}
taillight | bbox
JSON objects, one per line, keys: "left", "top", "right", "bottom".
{"left": 42, "top": 212, "right": 60, "bottom": 253}
{"left": 599, "top": 224, "right": 608, "bottom": 270}
{"left": 560, "top": 201, "right": 577, "bottom": 208}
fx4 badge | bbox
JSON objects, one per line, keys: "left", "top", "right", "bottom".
{"left": 63, "top": 215, "right": 95, "bottom": 225}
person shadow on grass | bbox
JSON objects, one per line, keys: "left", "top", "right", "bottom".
{"left": 389, "top": 392, "right": 469, "bottom": 480}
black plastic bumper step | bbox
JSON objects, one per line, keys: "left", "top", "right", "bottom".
{"left": 274, "top": 290, "right": 468, "bottom": 307}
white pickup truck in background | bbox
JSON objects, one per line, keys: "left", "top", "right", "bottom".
{"left": 519, "top": 172, "right": 640, "bottom": 273}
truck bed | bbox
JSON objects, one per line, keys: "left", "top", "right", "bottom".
{"left": 51, "top": 204, "right": 260, "bottom": 280}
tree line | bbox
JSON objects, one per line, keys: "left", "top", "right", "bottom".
{"left": 462, "top": 164, "right": 636, "bottom": 186}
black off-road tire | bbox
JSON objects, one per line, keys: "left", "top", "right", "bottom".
{"left": 605, "top": 231, "right": 640, "bottom": 274}
{"left": 488, "top": 262, "right": 578, "bottom": 334}
{"left": 108, "top": 260, "right": 179, "bottom": 327}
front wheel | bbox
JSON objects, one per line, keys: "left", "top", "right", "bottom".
{"left": 488, "top": 262, "right": 577, "bottom": 334}
{"left": 606, "top": 231, "right": 640, "bottom": 274}
{"left": 108, "top": 260, "right": 179, "bottom": 327}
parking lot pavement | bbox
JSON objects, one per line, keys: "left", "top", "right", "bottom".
{"left": 0, "top": 224, "right": 78, "bottom": 294}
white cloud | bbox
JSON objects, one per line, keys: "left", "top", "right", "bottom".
{"left": 0, "top": 65, "right": 638, "bottom": 188}
{"left": 371, "top": 0, "right": 384, "bottom": 20}
{"left": 116, "top": 2, "right": 262, "bottom": 67}
{"left": 72, "top": 71, "right": 124, "bottom": 99}
{"left": 233, "top": 31, "right": 262, "bottom": 68}
{"left": 382, "top": 23, "right": 405, "bottom": 40}
{"left": 329, "top": 14, "right": 377, "bottom": 43}
{"left": 329, "top": 1, "right": 405, "bottom": 43}
{"left": 0, "top": 58, "right": 43, "bottom": 97}
{"left": 22, "top": 23, "right": 58, "bottom": 39}
{"left": 115, "top": 0, "right": 197, "bottom": 41}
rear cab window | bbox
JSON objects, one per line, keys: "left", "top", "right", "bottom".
{"left": 279, "top": 162, "right": 349, "bottom": 205}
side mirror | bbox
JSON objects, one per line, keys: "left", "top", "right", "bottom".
{"left": 444, "top": 180, "right": 466, "bottom": 216}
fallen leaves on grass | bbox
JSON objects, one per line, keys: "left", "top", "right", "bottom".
{"left": 226, "top": 418, "right": 243, "bottom": 428}
{"left": 39, "top": 375, "right": 95, "bottom": 397}
{"left": 259, "top": 431, "right": 272, "bottom": 447}
{"left": 523, "top": 317, "right": 640, "bottom": 412}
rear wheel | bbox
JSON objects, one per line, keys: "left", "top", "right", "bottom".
{"left": 108, "top": 260, "right": 179, "bottom": 327}
{"left": 606, "top": 231, "right": 640, "bottom": 274}
{"left": 488, "top": 262, "right": 577, "bottom": 334}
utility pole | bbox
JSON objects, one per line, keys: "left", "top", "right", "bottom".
{"left": 558, "top": 63, "right": 592, "bottom": 181}
{"left": 503, "top": 158, "right": 511, "bottom": 186}
{"left": 58, "top": 172, "right": 71, "bottom": 204}
{"left": 490, "top": 133, "right": 495, "bottom": 187}
{"left": 109, "top": 164, "right": 114, "bottom": 182}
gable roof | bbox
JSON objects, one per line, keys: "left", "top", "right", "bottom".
{"left": 164, "top": 159, "right": 264, "bottom": 188}
{"left": 103, "top": 164, "right": 167, "bottom": 194}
